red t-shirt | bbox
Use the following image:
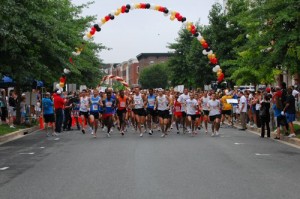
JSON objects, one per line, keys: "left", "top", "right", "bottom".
{"left": 53, "top": 94, "right": 64, "bottom": 109}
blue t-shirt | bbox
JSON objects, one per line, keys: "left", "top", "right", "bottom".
{"left": 147, "top": 95, "right": 156, "bottom": 109}
{"left": 272, "top": 104, "right": 281, "bottom": 117}
{"left": 42, "top": 98, "right": 54, "bottom": 115}
{"left": 104, "top": 98, "right": 115, "bottom": 114}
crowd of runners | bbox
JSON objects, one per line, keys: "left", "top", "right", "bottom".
{"left": 42, "top": 87, "right": 234, "bottom": 138}
{"left": 42, "top": 84, "right": 299, "bottom": 139}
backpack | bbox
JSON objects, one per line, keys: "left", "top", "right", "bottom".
{"left": 259, "top": 103, "right": 267, "bottom": 117}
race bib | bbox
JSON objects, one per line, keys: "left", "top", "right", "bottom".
{"left": 106, "top": 102, "right": 112, "bottom": 107}
{"left": 148, "top": 100, "right": 155, "bottom": 106}
{"left": 135, "top": 100, "right": 140, "bottom": 105}
{"left": 175, "top": 106, "right": 181, "bottom": 112}
{"left": 120, "top": 102, "right": 126, "bottom": 108}
{"left": 93, "top": 105, "right": 98, "bottom": 110}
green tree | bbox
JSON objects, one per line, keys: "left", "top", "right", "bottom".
{"left": 0, "top": 0, "right": 104, "bottom": 123}
{"left": 139, "top": 63, "right": 169, "bottom": 89}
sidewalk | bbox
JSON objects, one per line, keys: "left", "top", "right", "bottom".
{"left": 232, "top": 120, "right": 300, "bottom": 148}
{"left": 0, "top": 126, "right": 39, "bottom": 145}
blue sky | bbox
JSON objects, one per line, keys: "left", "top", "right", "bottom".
{"left": 71, "top": 0, "right": 221, "bottom": 63}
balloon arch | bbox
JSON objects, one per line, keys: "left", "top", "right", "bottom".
{"left": 67, "top": 3, "right": 224, "bottom": 90}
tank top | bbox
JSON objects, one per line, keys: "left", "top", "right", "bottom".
{"left": 90, "top": 96, "right": 101, "bottom": 112}
{"left": 118, "top": 96, "right": 127, "bottom": 110}
{"left": 157, "top": 95, "right": 168, "bottom": 111}
{"left": 133, "top": 94, "right": 143, "bottom": 109}
{"left": 147, "top": 95, "right": 156, "bottom": 109}
{"left": 104, "top": 98, "right": 115, "bottom": 114}
{"left": 174, "top": 100, "right": 182, "bottom": 113}
{"left": 80, "top": 97, "right": 89, "bottom": 112}
{"left": 202, "top": 96, "right": 210, "bottom": 111}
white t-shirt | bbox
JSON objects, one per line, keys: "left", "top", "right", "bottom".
{"left": 157, "top": 95, "right": 168, "bottom": 111}
{"left": 80, "top": 97, "right": 89, "bottom": 112}
{"left": 239, "top": 95, "right": 247, "bottom": 113}
{"left": 186, "top": 99, "right": 198, "bottom": 115}
{"left": 133, "top": 94, "right": 144, "bottom": 109}
{"left": 178, "top": 93, "right": 190, "bottom": 112}
{"left": 208, "top": 100, "right": 220, "bottom": 116}
{"left": 292, "top": 89, "right": 299, "bottom": 97}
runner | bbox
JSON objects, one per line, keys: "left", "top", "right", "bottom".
{"left": 178, "top": 88, "right": 190, "bottom": 133}
{"left": 79, "top": 89, "right": 90, "bottom": 134}
{"left": 89, "top": 89, "right": 102, "bottom": 138}
{"left": 201, "top": 91, "right": 210, "bottom": 134}
{"left": 221, "top": 90, "right": 233, "bottom": 125}
{"left": 116, "top": 90, "right": 129, "bottom": 136}
{"left": 102, "top": 91, "right": 116, "bottom": 137}
{"left": 173, "top": 93, "right": 183, "bottom": 134}
{"left": 155, "top": 88, "right": 170, "bottom": 138}
{"left": 208, "top": 93, "right": 221, "bottom": 137}
{"left": 186, "top": 92, "right": 199, "bottom": 135}
{"left": 146, "top": 88, "right": 156, "bottom": 135}
{"left": 132, "top": 87, "right": 147, "bottom": 137}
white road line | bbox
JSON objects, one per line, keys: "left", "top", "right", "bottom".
{"left": 54, "top": 138, "right": 60, "bottom": 141}
{"left": 40, "top": 147, "right": 45, "bottom": 149}
{"left": 0, "top": 167, "right": 9, "bottom": 171}
{"left": 234, "top": 143, "right": 245, "bottom": 145}
{"left": 19, "top": 152, "right": 35, "bottom": 155}
{"left": 255, "top": 153, "right": 271, "bottom": 156}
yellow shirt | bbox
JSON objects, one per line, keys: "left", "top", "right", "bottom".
{"left": 221, "top": 95, "right": 232, "bottom": 110}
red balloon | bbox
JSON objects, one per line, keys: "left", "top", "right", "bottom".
{"left": 91, "top": 27, "right": 96, "bottom": 32}
{"left": 90, "top": 30, "right": 95, "bottom": 35}
{"left": 159, "top": 7, "right": 165, "bottom": 12}
{"left": 175, "top": 13, "right": 180, "bottom": 18}
{"left": 210, "top": 58, "right": 218, "bottom": 65}
{"left": 60, "top": 77, "right": 66, "bottom": 83}
{"left": 105, "top": 15, "right": 110, "bottom": 21}
{"left": 202, "top": 42, "right": 209, "bottom": 49}
{"left": 121, "top": 6, "right": 126, "bottom": 13}
{"left": 191, "top": 29, "right": 196, "bottom": 34}
{"left": 140, "top": 3, "right": 146, "bottom": 9}
{"left": 177, "top": 15, "right": 183, "bottom": 21}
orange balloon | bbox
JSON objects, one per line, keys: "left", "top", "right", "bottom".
{"left": 211, "top": 54, "right": 216, "bottom": 59}
{"left": 170, "top": 16, "right": 175, "bottom": 21}
{"left": 59, "top": 82, "right": 65, "bottom": 88}
{"left": 101, "top": 18, "right": 106, "bottom": 23}
{"left": 208, "top": 54, "right": 213, "bottom": 59}
{"left": 217, "top": 72, "right": 221, "bottom": 77}
{"left": 218, "top": 69, "right": 222, "bottom": 73}
{"left": 87, "top": 32, "right": 93, "bottom": 38}
{"left": 200, "top": 39, "right": 206, "bottom": 45}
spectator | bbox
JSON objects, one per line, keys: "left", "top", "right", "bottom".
{"left": 8, "top": 90, "right": 17, "bottom": 128}
{"left": 53, "top": 90, "right": 64, "bottom": 134}
{"left": 0, "top": 89, "right": 8, "bottom": 124}
{"left": 283, "top": 87, "right": 296, "bottom": 138}
{"left": 20, "top": 94, "right": 27, "bottom": 124}
{"left": 260, "top": 94, "right": 271, "bottom": 138}
{"left": 238, "top": 91, "right": 247, "bottom": 130}
{"left": 273, "top": 96, "right": 287, "bottom": 139}
{"left": 42, "top": 92, "right": 56, "bottom": 137}
{"left": 63, "top": 92, "right": 73, "bottom": 131}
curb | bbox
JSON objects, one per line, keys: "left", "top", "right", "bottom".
{"left": 0, "top": 126, "right": 40, "bottom": 145}
{"left": 233, "top": 123, "right": 300, "bottom": 148}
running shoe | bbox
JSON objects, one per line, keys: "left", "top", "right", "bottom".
{"left": 52, "top": 132, "right": 58, "bottom": 137}
{"left": 46, "top": 133, "right": 50, "bottom": 137}
{"left": 81, "top": 129, "right": 86, "bottom": 134}
{"left": 161, "top": 133, "right": 166, "bottom": 138}
{"left": 106, "top": 133, "right": 111, "bottom": 138}
{"left": 148, "top": 130, "right": 153, "bottom": 135}
{"left": 139, "top": 133, "right": 143, "bottom": 137}
{"left": 121, "top": 131, "right": 125, "bottom": 136}
{"left": 211, "top": 133, "right": 215, "bottom": 137}
{"left": 215, "top": 131, "right": 219, "bottom": 136}
{"left": 288, "top": 134, "right": 296, "bottom": 138}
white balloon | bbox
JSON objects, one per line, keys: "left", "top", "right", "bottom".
{"left": 207, "top": 50, "right": 213, "bottom": 55}
{"left": 64, "top": 68, "right": 71, "bottom": 74}
{"left": 215, "top": 65, "right": 220, "bottom": 70}
{"left": 150, "top": 4, "right": 156, "bottom": 10}
{"left": 202, "top": 50, "right": 208, "bottom": 55}
{"left": 213, "top": 67, "right": 218, "bottom": 73}
{"left": 197, "top": 35, "right": 203, "bottom": 41}
{"left": 130, "top": 4, "right": 135, "bottom": 10}
{"left": 56, "top": 84, "right": 61, "bottom": 89}
{"left": 182, "top": 21, "right": 188, "bottom": 26}
{"left": 83, "top": 36, "right": 89, "bottom": 41}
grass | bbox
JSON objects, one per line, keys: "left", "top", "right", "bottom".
{"left": 294, "top": 124, "right": 300, "bottom": 139}
{"left": 0, "top": 124, "right": 28, "bottom": 136}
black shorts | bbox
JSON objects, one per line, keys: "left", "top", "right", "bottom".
{"left": 147, "top": 108, "right": 157, "bottom": 116}
{"left": 182, "top": 111, "right": 187, "bottom": 118}
{"left": 209, "top": 114, "right": 221, "bottom": 121}
{"left": 44, "top": 114, "right": 55, "bottom": 123}
{"left": 90, "top": 112, "right": 100, "bottom": 120}
{"left": 195, "top": 114, "right": 201, "bottom": 118}
{"left": 222, "top": 110, "right": 232, "bottom": 116}
{"left": 203, "top": 110, "right": 209, "bottom": 116}
{"left": 277, "top": 115, "right": 287, "bottom": 127}
{"left": 158, "top": 110, "right": 169, "bottom": 119}
{"left": 187, "top": 114, "right": 197, "bottom": 121}
{"left": 79, "top": 111, "right": 89, "bottom": 119}
{"left": 133, "top": 108, "right": 147, "bottom": 117}
{"left": 117, "top": 109, "right": 127, "bottom": 117}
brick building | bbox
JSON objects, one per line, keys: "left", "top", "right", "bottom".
{"left": 136, "top": 53, "right": 173, "bottom": 72}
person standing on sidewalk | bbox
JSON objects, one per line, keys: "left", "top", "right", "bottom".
{"left": 238, "top": 91, "right": 248, "bottom": 130}
{"left": 0, "top": 89, "right": 8, "bottom": 124}
{"left": 53, "top": 90, "right": 64, "bottom": 134}
{"left": 259, "top": 94, "right": 271, "bottom": 138}
{"left": 283, "top": 87, "right": 297, "bottom": 138}
{"left": 8, "top": 90, "right": 17, "bottom": 128}
{"left": 42, "top": 92, "right": 56, "bottom": 136}
{"left": 63, "top": 93, "right": 73, "bottom": 131}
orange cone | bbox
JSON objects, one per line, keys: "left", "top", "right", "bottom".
{"left": 39, "top": 116, "right": 44, "bottom": 129}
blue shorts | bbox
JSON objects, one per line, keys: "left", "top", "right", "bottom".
{"left": 285, "top": 113, "right": 295, "bottom": 123}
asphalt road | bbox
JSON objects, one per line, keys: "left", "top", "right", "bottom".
{"left": 1, "top": 124, "right": 300, "bottom": 199}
